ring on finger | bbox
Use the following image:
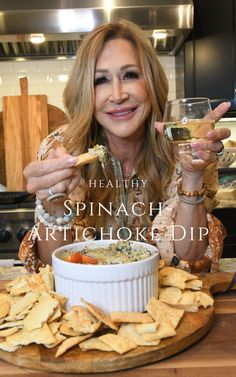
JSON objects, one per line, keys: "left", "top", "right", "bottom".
{"left": 216, "top": 144, "right": 224, "bottom": 156}
{"left": 47, "top": 187, "right": 66, "bottom": 202}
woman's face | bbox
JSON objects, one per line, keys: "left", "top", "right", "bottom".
{"left": 94, "top": 38, "right": 151, "bottom": 142}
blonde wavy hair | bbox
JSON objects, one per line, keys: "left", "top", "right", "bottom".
{"left": 63, "top": 19, "right": 175, "bottom": 229}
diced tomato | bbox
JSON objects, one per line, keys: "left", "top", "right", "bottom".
{"left": 65, "top": 252, "right": 82, "bottom": 263}
{"left": 81, "top": 254, "right": 99, "bottom": 264}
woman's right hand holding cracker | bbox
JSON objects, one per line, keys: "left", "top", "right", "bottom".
{"left": 23, "top": 147, "right": 80, "bottom": 202}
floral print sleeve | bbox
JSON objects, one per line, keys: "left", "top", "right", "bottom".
{"left": 150, "top": 161, "right": 227, "bottom": 272}
{"left": 18, "top": 126, "right": 93, "bottom": 272}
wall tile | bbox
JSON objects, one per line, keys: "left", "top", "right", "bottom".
{"left": 0, "top": 61, "right": 15, "bottom": 73}
{"left": 0, "top": 56, "right": 177, "bottom": 112}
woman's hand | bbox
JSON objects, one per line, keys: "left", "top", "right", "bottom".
{"left": 155, "top": 101, "right": 231, "bottom": 173}
{"left": 24, "top": 147, "right": 80, "bottom": 201}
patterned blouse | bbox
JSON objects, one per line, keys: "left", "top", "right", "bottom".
{"left": 19, "top": 127, "right": 226, "bottom": 273}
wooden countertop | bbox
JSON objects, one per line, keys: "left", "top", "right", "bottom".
{"left": 0, "top": 279, "right": 236, "bottom": 377}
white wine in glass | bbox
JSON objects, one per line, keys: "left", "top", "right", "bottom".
{"left": 163, "top": 97, "right": 215, "bottom": 157}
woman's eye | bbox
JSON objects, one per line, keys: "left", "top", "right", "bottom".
{"left": 94, "top": 76, "right": 109, "bottom": 86}
{"left": 123, "top": 71, "right": 140, "bottom": 80}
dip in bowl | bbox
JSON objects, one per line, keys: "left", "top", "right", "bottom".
{"left": 52, "top": 240, "right": 159, "bottom": 312}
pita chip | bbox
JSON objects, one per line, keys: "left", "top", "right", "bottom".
{"left": 147, "top": 298, "right": 184, "bottom": 329}
{"left": 81, "top": 298, "right": 118, "bottom": 331}
{"left": 99, "top": 333, "right": 137, "bottom": 354}
{"left": 55, "top": 334, "right": 91, "bottom": 358}
{"left": 118, "top": 324, "right": 161, "bottom": 346}
{"left": 110, "top": 312, "right": 153, "bottom": 324}
{"left": 80, "top": 337, "right": 113, "bottom": 352}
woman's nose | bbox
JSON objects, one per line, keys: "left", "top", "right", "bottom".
{"left": 109, "top": 80, "right": 129, "bottom": 103}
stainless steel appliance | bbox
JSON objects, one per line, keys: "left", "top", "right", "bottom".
{"left": 0, "top": 194, "right": 35, "bottom": 259}
{"left": 0, "top": 0, "right": 194, "bottom": 58}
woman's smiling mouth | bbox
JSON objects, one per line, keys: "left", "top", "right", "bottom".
{"left": 106, "top": 106, "right": 138, "bottom": 120}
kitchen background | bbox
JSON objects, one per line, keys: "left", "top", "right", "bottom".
{"left": 0, "top": 54, "right": 235, "bottom": 137}
{"left": 0, "top": 56, "right": 177, "bottom": 111}
{"left": 0, "top": 0, "right": 236, "bottom": 258}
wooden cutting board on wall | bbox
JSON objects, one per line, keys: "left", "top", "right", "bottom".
{"left": 0, "top": 104, "right": 68, "bottom": 189}
{"left": 2, "top": 77, "right": 48, "bottom": 191}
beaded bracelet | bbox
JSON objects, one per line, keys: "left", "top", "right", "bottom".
{"left": 35, "top": 197, "right": 75, "bottom": 232}
{"left": 177, "top": 192, "right": 205, "bottom": 205}
{"left": 177, "top": 180, "right": 206, "bottom": 197}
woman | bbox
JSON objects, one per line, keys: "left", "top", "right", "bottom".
{"left": 20, "top": 20, "right": 231, "bottom": 273}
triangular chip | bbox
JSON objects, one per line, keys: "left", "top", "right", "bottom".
{"left": 146, "top": 298, "right": 184, "bottom": 329}
{"left": 55, "top": 334, "right": 91, "bottom": 357}
{"left": 81, "top": 298, "right": 118, "bottom": 331}
{"left": 185, "top": 279, "right": 203, "bottom": 290}
{"left": 159, "top": 287, "right": 182, "bottom": 305}
{"left": 194, "top": 291, "right": 214, "bottom": 308}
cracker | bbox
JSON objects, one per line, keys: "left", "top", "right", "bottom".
{"left": 60, "top": 322, "right": 83, "bottom": 337}
{"left": 142, "top": 320, "right": 176, "bottom": 340}
{"left": 80, "top": 337, "right": 113, "bottom": 352}
{"left": 55, "top": 334, "right": 91, "bottom": 357}
{"left": 135, "top": 322, "right": 159, "bottom": 334}
{"left": 0, "top": 320, "right": 24, "bottom": 329}
{"left": 23, "top": 295, "right": 59, "bottom": 331}
{"left": 159, "top": 267, "right": 197, "bottom": 281}
{"left": 185, "top": 279, "right": 203, "bottom": 290}
{"left": 65, "top": 307, "right": 101, "bottom": 334}
{"left": 194, "top": 291, "right": 214, "bottom": 308}
{"left": 118, "top": 324, "right": 161, "bottom": 346}
{"left": 99, "top": 333, "right": 137, "bottom": 354}
{"left": 0, "top": 327, "right": 19, "bottom": 337}
{"left": 147, "top": 298, "right": 184, "bottom": 329}
{"left": 110, "top": 312, "right": 153, "bottom": 324}
{"left": 0, "top": 302, "right": 10, "bottom": 319}
{"left": 75, "top": 152, "right": 99, "bottom": 167}
{"left": 81, "top": 298, "right": 118, "bottom": 331}
{"left": 159, "top": 287, "right": 182, "bottom": 305}
{"left": 0, "top": 341, "right": 20, "bottom": 352}
{"left": 7, "top": 323, "right": 56, "bottom": 347}
{"left": 9, "top": 291, "right": 39, "bottom": 317}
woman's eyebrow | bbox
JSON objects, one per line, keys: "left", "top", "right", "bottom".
{"left": 120, "top": 64, "right": 139, "bottom": 71}
{"left": 95, "top": 64, "right": 139, "bottom": 74}
{"left": 95, "top": 69, "right": 109, "bottom": 74}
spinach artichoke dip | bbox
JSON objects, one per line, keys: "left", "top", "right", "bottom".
{"left": 64, "top": 241, "right": 154, "bottom": 265}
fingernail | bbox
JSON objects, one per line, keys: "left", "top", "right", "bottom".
{"left": 191, "top": 142, "right": 200, "bottom": 148}
{"left": 67, "top": 157, "right": 77, "bottom": 164}
{"left": 192, "top": 158, "right": 204, "bottom": 164}
{"left": 207, "top": 131, "right": 214, "bottom": 138}
{"left": 196, "top": 150, "right": 202, "bottom": 156}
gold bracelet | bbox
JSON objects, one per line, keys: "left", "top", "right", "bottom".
{"left": 177, "top": 181, "right": 206, "bottom": 197}
{"left": 177, "top": 192, "right": 205, "bottom": 205}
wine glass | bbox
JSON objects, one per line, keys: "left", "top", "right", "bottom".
{"left": 163, "top": 97, "right": 215, "bottom": 159}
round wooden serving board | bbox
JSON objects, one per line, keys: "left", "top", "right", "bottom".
{"left": 0, "top": 272, "right": 235, "bottom": 374}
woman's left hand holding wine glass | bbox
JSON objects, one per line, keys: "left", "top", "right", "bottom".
{"left": 155, "top": 101, "right": 231, "bottom": 174}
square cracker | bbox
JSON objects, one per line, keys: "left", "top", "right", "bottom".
{"left": 99, "top": 333, "right": 137, "bottom": 354}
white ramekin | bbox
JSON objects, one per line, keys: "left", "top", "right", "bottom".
{"left": 52, "top": 240, "right": 159, "bottom": 313}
